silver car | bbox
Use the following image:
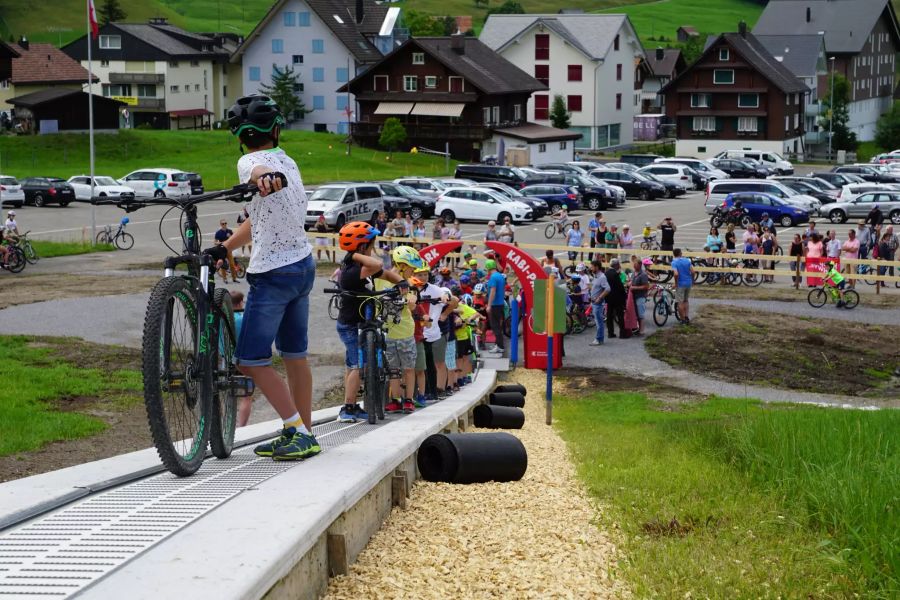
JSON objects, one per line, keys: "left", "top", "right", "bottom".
{"left": 823, "top": 191, "right": 900, "bottom": 224}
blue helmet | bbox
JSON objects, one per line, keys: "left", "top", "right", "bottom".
{"left": 120, "top": 217, "right": 130, "bottom": 225}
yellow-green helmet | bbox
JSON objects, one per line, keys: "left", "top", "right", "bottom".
{"left": 392, "top": 245, "right": 426, "bottom": 270}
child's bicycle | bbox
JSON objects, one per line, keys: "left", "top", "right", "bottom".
{"left": 544, "top": 220, "right": 572, "bottom": 239}
{"left": 652, "top": 284, "right": 685, "bottom": 326}
{"left": 15, "top": 231, "right": 39, "bottom": 264}
{"left": 0, "top": 242, "right": 26, "bottom": 273}
{"left": 807, "top": 284, "right": 859, "bottom": 309}
{"left": 92, "top": 181, "right": 267, "bottom": 476}
{"left": 640, "top": 234, "right": 660, "bottom": 250}
{"left": 96, "top": 217, "right": 135, "bottom": 250}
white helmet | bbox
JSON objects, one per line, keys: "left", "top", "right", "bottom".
{"left": 7, "top": 210, "right": 15, "bottom": 216}
{"left": 575, "top": 262, "right": 586, "bottom": 273}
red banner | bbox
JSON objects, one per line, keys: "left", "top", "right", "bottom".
{"left": 419, "top": 241, "right": 462, "bottom": 267}
{"left": 806, "top": 256, "right": 840, "bottom": 287}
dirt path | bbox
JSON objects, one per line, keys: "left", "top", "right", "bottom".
{"left": 0, "top": 273, "right": 158, "bottom": 310}
{"left": 323, "top": 369, "right": 629, "bottom": 599}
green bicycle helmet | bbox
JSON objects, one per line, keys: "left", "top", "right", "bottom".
{"left": 392, "top": 246, "right": 426, "bottom": 270}
{"left": 227, "top": 95, "right": 286, "bottom": 137}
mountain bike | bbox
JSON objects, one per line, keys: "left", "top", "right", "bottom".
{"left": 0, "top": 242, "right": 25, "bottom": 273}
{"left": 324, "top": 284, "right": 410, "bottom": 424}
{"left": 807, "top": 284, "right": 859, "bottom": 309}
{"left": 96, "top": 217, "right": 135, "bottom": 250}
{"left": 15, "top": 231, "right": 38, "bottom": 264}
{"left": 92, "top": 181, "right": 266, "bottom": 476}
{"left": 652, "top": 285, "right": 684, "bottom": 327}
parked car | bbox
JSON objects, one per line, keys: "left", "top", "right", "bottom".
{"left": 434, "top": 178, "right": 477, "bottom": 188}
{"left": 523, "top": 171, "right": 616, "bottom": 210}
{"left": 392, "top": 177, "right": 447, "bottom": 197}
{"left": 375, "top": 182, "right": 434, "bottom": 220}
{"left": 119, "top": 168, "right": 192, "bottom": 198}
{"left": 637, "top": 170, "right": 687, "bottom": 198}
{"left": 566, "top": 161, "right": 605, "bottom": 171}
{"left": 618, "top": 154, "right": 662, "bottom": 167}
{"left": 520, "top": 184, "right": 582, "bottom": 214}
{"left": 474, "top": 182, "right": 548, "bottom": 218}
{"left": 453, "top": 164, "right": 528, "bottom": 187}
{"left": 306, "top": 183, "right": 385, "bottom": 229}
{"left": 589, "top": 168, "right": 666, "bottom": 200}
{"left": 654, "top": 157, "right": 729, "bottom": 181}
{"left": 370, "top": 183, "right": 412, "bottom": 217}
{"left": 604, "top": 162, "right": 639, "bottom": 173}
{"left": 533, "top": 163, "right": 588, "bottom": 174}
{"left": 771, "top": 177, "right": 835, "bottom": 204}
{"left": 775, "top": 176, "right": 840, "bottom": 198}
{"left": 0, "top": 175, "right": 25, "bottom": 208}
{"left": 835, "top": 183, "right": 899, "bottom": 203}
{"left": 713, "top": 149, "right": 794, "bottom": 175}
{"left": 705, "top": 179, "right": 821, "bottom": 214}
{"left": 20, "top": 177, "right": 75, "bottom": 207}
{"left": 830, "top": 164, "right": 900, "bottom": 183}
{"left": 67, "top": 175, "right": 135, "bottom": 201}
{"left": 436, "top": 187, "right": 532, "bottom": 223}
{"left": 711, "top": 158, "right": 766, "bottom": 179}
{"left": 823, "top": 190, "right": 900, "bottom": 224}
{"left": 871, "top": 153, "right": 900, "bottom": 164}
{"left": 637, "top": 164, "right": 696, "bottom": 190}
{"left": 811, "top": 171, "right": 866, "bottom": 187}
{"left": 722, "top": 192, "right": 811, "bottom": 227}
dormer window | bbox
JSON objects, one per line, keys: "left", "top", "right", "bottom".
{"left": 719, "top": 48, "right": 729, "bottom": 61}
{"left": 412, "top": 52, "right": 425, "bottom": 65}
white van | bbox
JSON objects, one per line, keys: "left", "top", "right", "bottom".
{"left": 714, "top": 150, "right": 794, "bottom": 175}
{"left": 705, "top": 179, "right": 821, "bottom": 214}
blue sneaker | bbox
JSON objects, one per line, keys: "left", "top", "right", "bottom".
{"left": 413, "top": 395, "right": 427, "bottom": 409}
{"left": 338, "top": 405, "right": 358, "bottom": 423}
{"left": 352, "top": 404, "right": 369, "bottom": 422}
{"left": 272, "top": 431, "right": 321, "bottom": 461}
{"left": 254, "top": 427, "right": 294, "bottom": 457}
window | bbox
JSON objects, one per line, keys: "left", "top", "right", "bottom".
{"left": 449, "top": 76, "right": 464, "bottom": 92}
{"left": 616, "top": 64, "right": 622, "bottom": 80}
{"left": 514, "top": 104, "right": 522, "bottom": 120}
{"left": 737, "top": 116, "right": 758, "bottom": 132}
{"left": 738, "top": 93, "right": 759, "bottom": 108}
{"left": 483, "top": 107, "right": 491, "bottom": 124}
{"left": 713, "top": 69, "right": 734, "bottom": 84}
{"left": 99, "top": 35, "right": 121, "bottom": 50}
{"left": 293, "top": 82, "right": 304, "bottom": 92}
{"left": 403, "top": 75, "right": 417, "bottom": 91}
{"left": 560, "top": 141, "right": 567, "bottom": 150}
{"left": 614, "top": 35, "right": 620, "bottom": 51}
{"left": 425, "top": 75, "right": 437, "bottom": 88}
{"left": 293, "top": 54, "right": 303, "bottom": 64}
{"left": 190, "top": 59, "right": 200, "bottom": 67}
{"left": 615, "top": 93, "right": 622, "bottom": 110}
{"left": 223, "top": 85, "right": 227, "bottom": 96}
{"left": 412, "top": 52, "right": 425, "bottom": 65}
{"left": 534, "top": 94, "right": 549, "bottom": 120}
{"left": 313, "top": 96, "right": 325, "bottom": 110}
{"left": 535, "top": 34, "right": 549, "bottom": 60}
{"left": 374, "top": 75, "right": 388, "bottom": 91}
{"left": 284, "top": 11, "right": 296, "bottom": 26}
{"left": 169, "top": 60, "right": 179, "bottom": 68}
{"left": 538, "top": 144, "right": 547, "bottom": 153}
{"left": 184, "top": 85, "right": 190, "bottom": 92}
{"left": 534, "top": 64, "right": 549, "bottom": 86}
{"left": 568, "top": 95, "right": 582, "bottom": 111}
{"left": 567, "top": 64, "right": 582, "bottom": 81}
{"left": 313, "top": 67, "right": 324, "bottom": 82}
{"left": 100, "top": 59, "right": 109, "bottom": 67}
{"left": 169, "top": 85, "right": 180, "bottom": 94}
{"left": 690, "top": 93, "right": 711, "bottom": 108}
{"left": 312, "top": 39, "right": 324, "bottom": 53}
{"left": 298, "top": 12, "right": 310, "bottom": 26}
{"left": 492, "top": 106, "right": 500, "bottom": 123}
{"left": 102, "top": 83, "right": 132, "bottom": 96}
{"left": 337, "top": 96, "right": 348, "bottom": 111}
{"left": 194, "top": 84, "right": 200, "bottom": 92}
{"left": 719, "top": 48, "right": 729, "bottom": 61}
{"left": 249, "top": 66, "right": 260, "bottom": 81}
{"left": 692, "top": 116, "right": 715, "bottom": 131}
{"left": 336, "top": 67, "right": 349, "bottom": 82}
{"left": 272, "top": 39, "right": 284, "bottom": 54}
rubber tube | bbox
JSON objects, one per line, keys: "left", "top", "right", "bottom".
{"left": 417, "top": 433, "right": 527, "bottom": 484}
{"left": 494, "top": 384, "right": 527, "bottom": 396}
{"left": 489, "top": 391, "right": 525, "bottom": 408}
{"left": 473, "top": 404, "right": 525, "bottom": 429}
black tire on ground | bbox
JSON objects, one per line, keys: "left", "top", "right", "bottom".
{"left": 740, "top": 215, "right": 752, "bottom": 228}
{"left": 829, "top": 209, "right": 846, "bottom": 224}
{"left": 473, "top": 404, "right": 525, "bottom": 429}
{"left": 498, "top": 211, "right": 512, "bottom": 224}
{"left": 890, "top": 210, "right": 900, "bottom": 225}
{"left": 22, "top": 242, "right": 38, "bottom": 264}
{"left": 586, "top": 196, "right": 602, "bottom": 211}
{"left": 154, "top": 190, "right": 166, "bottom": 198}
{"left": 742, "top": 272, "right": 763, "bottom": 287}
{"left": 59, "top": 202, "right": 70, "bottom": 207}
{"left": 667, "top": 189, "right": 676, "bottom": 199}
{"left": 210, "top": 288, "right": 238, "bottom": 459}
{"left": 362, "top": 330, "right": 378, "bottom": 425}
{"left": 653, "top": 298, "right": 669, "bottom": 327}
{"left": 711, "top": 215, "right": 724, "bottom": 228}
{"left": 544, "top": 222, "right": 557, "bottom": 239}
{"left": 843, "top": 289, "right": 860, "bottom": 309}
{"left": 142, "top": 276, "right": 211, "bottom": 476}
{"left": 417, "top": 432, "right": 528, "bottom": 484}
{"left": 33, "top": 194, "right": 45, "bottom": 207}
{"left": 328, "top": 295, "right": 341, "bottom": 320}
{"left": 5, "top": 246, "right": 26, "bottom": 273}
{"left": 335, "top": 214, "right": 346, "bottom": 230}
{"left": 115, "top": 232, "right": 135, "bottom": 250}
{"left": 549, "top": 203, "right": 562, "bottom": 214}
{"left": 409, "top": 206, "right": 423, "bottom": 221}
{"left": 780, "top": 215, "right": 793, "bottom": 227}
{"left": 440, "top": 209, "right": 455, "bottom": 222}
{"left": 96, "top": 231, "right": 111, "bottom": 245}
{"left": 489, "top": 391, "right": 525, "bottom": 407}
{"left": 494, "top": 384, "right": 526, "bottom": 395}
{"left": 807, "top": 288, "right": 828, "bottom": 308}
{"left": 639, "top": 190, "right": 650, "bottom": 201}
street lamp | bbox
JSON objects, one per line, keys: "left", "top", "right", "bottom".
{"left": 828, "top": 56, "right": 836, "bottom": 161}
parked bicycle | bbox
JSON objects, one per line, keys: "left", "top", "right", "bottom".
{"left": 92, "top": 181, "right": 266, "bottom": 476}
{"left": 807, "top": 285, "right": 859, "bottom": 309}
{"left": 652, "top": 284, "right": 685, "bottom": 327}
{"left": 15, "top": 231, "right": 39, "bottom": 264}
{"left": 96, "top": 216, "right": 135, "bottom": 250}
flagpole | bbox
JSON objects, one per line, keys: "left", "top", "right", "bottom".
{"left": 87, "top": 0, "right": 96, "bottom": 242}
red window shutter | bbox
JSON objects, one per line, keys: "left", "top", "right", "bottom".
{"left": 534, "top": 94, "right": 549, "bottom": 120}
{"left": 449, "top": 77, "right": 463, "bottom": 93}
{"left": 535, "top": 34, "right": 549, "bottom": 60}
{"left": 616, "top": 64, "right": 622, "bottom": 81}
{"left": 534, "top": 64, "right": 549, "bottom": 86}
{"left": 567, "top": 64, "right": 582, "bottom": 81}
{"left": 567, "top": 95, "right": 582, "bottom": 112}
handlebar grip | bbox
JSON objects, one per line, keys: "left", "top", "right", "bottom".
{"left": 324, "top": 288, "right": 342, "bottom": 294}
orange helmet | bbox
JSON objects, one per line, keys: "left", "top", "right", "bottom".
{"left": 338, "top": 221, "right": 379, "bottom": 252}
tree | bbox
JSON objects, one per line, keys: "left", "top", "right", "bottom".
{"left": 820, "top": 72, "right": 857, "bottom": 152}
{"left": 875, "top": 101, "right": 900, "bottom": 151}
{"left": 487, "top": 0, "right": 525, "bottom": 15}
{"left": 379, "top": 118, "right": 407, "bottom": 157}
{"left": 260, "top": 65, "right": 307, "bottom": 123}
{"left": 549, "top": 94, "right": 570, "bottom": 129}
{"left": 403, "top": 10, "right": 445, "bottom": 36}
{"left": 440, "top": 16, "right": 457, "bottom": 35}
{"left": 98, "top": 0, "right": 127, "bottom": 25}
{"left": 680, "top": 35, "right": 705, "bottom": 65}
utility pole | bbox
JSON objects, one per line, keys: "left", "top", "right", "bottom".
{"left": 827, "top": 56, "right": 836, "bottom": 161}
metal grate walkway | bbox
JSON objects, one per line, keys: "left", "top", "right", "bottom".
{"left": 0, "top": 417, "right": 379, "bottom": 598}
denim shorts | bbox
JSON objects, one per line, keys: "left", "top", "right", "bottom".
{"left": 445, "top": 339, "right": 457, "bottom": 370}
{"left": 235, "top": 255, "right": 315, "bottom": 366}
{"left": 634, "top": 296, "right": 646, "bottom": 321}
{"left": 336, "top": 321, "right": 359, "bottom": 369}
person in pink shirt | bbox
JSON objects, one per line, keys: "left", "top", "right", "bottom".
{"left": 842, "top": 228, "right": 860, "bottom": 287}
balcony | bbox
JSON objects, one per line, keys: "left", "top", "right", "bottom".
{"left": 805, "top": 130, "right": 826, "bottom": 145}
{"left": 109, "top": 72, "right": 165, "bottom": 84}
{"left": 135, "top": 98, "right": 165, "bottom": 110}
{"left": 351, "top": 121, "right": 488, "bottom": 141}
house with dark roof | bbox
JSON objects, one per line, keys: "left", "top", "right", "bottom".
{"left": 0, "top": 39, "right": 96, "bottom": 113}
{"left": 677, "top": 26, "right": 699, "bottom": 42}
{"left": 661, "top": 25, "right": 810, "bottom": 158}
{"left": 7, "top": 88, "right": 124, "bottom": 133}
{"left": 338, "top": 36, "right": 579, "bottom": 162}
{"left": 63, "top": 19, "right": 236, "bottom": 130}
{"left": 232, "top": 0, "right": 406, "bottom": 134}
{"left": 753, "top": 0, "right": 900, "bottom": 141}
{"left": 0, "top": 41, "right": 20, "bottom": 84}
{"left": 642, "top": 48, "right": 685, "bottom": 113}
{"left": 479, "top": 14, "right": 646, "bottom": 150}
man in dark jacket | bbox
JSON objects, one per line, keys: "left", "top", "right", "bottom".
{"left": 605, "top": 259, "right": 627, "bottom": 338}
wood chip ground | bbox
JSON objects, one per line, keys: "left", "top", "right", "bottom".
{"left": 323, "top": 369, "right": 629, "bottom": 599}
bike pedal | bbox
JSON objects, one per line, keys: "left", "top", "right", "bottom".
{"left": 232, "top": 376, "right": 255, "bottom": 397}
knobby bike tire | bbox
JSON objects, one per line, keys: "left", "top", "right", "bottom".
{"left": 22, "top": 241, "right": 38, "bottom": 264}
{"left": 807, "top": 288, "right": 828, "bottom": 308}
{"left": 5, "top": 246, "right": 26, "bottom": 273}
{"left": 653, "top": 297, "right": 670, "bottom": 327}
{"left": 210, "top": 288, "right": 238, "bottom": 459}
{"left": 142, "top": 276, "right": 211, "bottom": 476}
{"left": 362, "top": 330, "right": 379, "bottom": 425}
{"left": 843, "top": 289, "right": 860, "bottom": 309}
{"left": 115, "top": 232, "right": 135, "bottom": 251}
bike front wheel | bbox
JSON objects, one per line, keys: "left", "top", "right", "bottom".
{"left": 653, "top": 298, "right": 669, "bottom": 327}
{"left": 807, "top": 288, "right": 827, "bottom": 308}
{"left": 22, "top": 241, "right": 38, "bottom": 264}
{"left": 328, "top": 295, "right": 341, "bottom": 320}
{"left": 544, "top": 223, "right": 557, "bottom": 239}
{"left": 5, "top": 246, "right": 26, "bottom": 273}
{"left": 843, "top": 289, "right": 860, "bottom": 309}
{"left": 361, "top": 330, "right": 379, "bottom": 425}
{"left": 210, "top": 288, "right": 238, "bottom": 459}
{"left": 115, "top": 232, "right": 135, "bottom": 250}
{"left": 142, "top": 276, "right": 212, "bottom": 476}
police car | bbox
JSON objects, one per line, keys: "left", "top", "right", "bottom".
{"left": 306, "top": 183, "right": 386, "bottom": 230}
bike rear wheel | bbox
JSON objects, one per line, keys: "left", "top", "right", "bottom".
{"left": 543, "top": 223, "right": 557, "bottom": 239}
{"left": 142, "top": 276, "right": 211, "bottom": 476}
{"left": 742, "top": 270, "right": 763, "bottom": 287}
{"left": 807, "top": 288, "right": 827, "bottom": 308}
{"left": 115, "top": 232, "right": 135, "bottom": 250}
{"left": 843, "top": 289, "right": 860, "bottom": 309}
{"left": 328, "top": 295, "right": 341, "bottom": 320}
{"left": 653, "top": 297, "right": 670, "bottom": 327}
{"left": 361, "top": 330, "right": 379, "bottom": 425}
{"left": 96, "top": 231, "right": 112, "bottom": 245}
{"left": 5, "top": 246, "right": 26, "bottom": 273}
{"left": 233, "top": 259, "right": 246, "bottom": 280}
{"left": 210, "top": 288, "right": 238, "bottom": 459}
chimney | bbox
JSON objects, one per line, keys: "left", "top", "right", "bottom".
{"left": 655, "top": 47, "right": 664, "bottom": 60}
{"left": 451, "top": 33, "right": 465, "bottom": 54}
{"left": 17, "top": 36, "right": 28, "bottom": 51}
{"left": 806, "top": 7, "right": 811, "bottom": 23}
{"left": 356, "top": 0, "right": 364, "bottom": 24}
{"left": 738, "top": 20, "right": 747, "bottom": 37}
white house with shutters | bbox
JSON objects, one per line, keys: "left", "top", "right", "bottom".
{"left": 480, "top": 14, "right": 646, "bottom": 150}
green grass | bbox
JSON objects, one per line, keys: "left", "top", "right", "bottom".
{"left": 0, "top": 335, "right": 142, "bottom": 456}
{"left": 30, "top": 240, "right": 114, "bottom": 258}
{"left": 555, "top": 392, "right": 900, "bottom": 598}
{"left": 0, "top": 129, "right": 455, "bottom": 187}
{"left": 857, "top": 141, "right": 883, "bottom": 162}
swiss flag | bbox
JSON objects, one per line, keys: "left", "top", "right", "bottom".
{"left": 88, "top": 0, "right": 99, "bottom": 39}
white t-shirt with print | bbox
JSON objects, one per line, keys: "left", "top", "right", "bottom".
{"left": 420, "top": 283, "right": 445, "bottom": 343}
{"left": 4, "top": 219, "right": 17, "bottom": 232}
{"left": 237, "top": 148, "right": 311, "bottom": 273}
